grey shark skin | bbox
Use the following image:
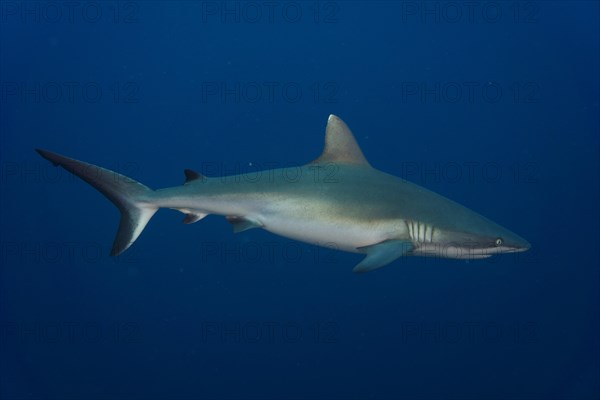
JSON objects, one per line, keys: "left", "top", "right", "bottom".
{"left": 36, "top": 115, "right": 530, "bottom": 273}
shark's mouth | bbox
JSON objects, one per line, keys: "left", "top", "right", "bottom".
{"left": 410, "top": 243, "right": 523, "bottom": 259}
{"left": 500, "top": 246, "right": 530, "bottom": 253}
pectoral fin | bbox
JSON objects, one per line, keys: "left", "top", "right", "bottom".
{"left": 353, "top": 240, "right": 414, "bottom": 273}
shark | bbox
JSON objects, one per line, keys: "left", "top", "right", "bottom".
{"left": 36, "top": 115, "right": 530, "bottom": 272}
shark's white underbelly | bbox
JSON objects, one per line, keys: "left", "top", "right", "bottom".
{"left": 251, "top": 202, "right": 403, "bottom": 253}
{"left": 258, "top": 215, "right": 383, "bottom": 253}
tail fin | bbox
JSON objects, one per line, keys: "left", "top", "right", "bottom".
{"left": 36, "top": 149, "right": 158, "bottom": 256}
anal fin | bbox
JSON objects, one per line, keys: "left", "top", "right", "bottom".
{"left": 353, "top": 240, "right": 414, "bottom": 273}
{"left": 183, "top": 213, "right": 207, "bottom": 224}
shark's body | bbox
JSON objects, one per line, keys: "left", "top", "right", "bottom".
{"left": 37, "top": 115, "right": 530, "bottom": 272}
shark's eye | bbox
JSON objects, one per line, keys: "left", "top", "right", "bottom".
{"left": 495, "top": 238, "right": 503, "bottom": 247}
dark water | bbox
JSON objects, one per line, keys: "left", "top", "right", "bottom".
{"left": 1, "top": 1, "right": 598, "bottom": 399}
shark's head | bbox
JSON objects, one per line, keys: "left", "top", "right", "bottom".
{"left": 433, "top": 226, "right": 530, "bottom": 260}
{"left": 410, "top": 203, "right": 531, "bottom": 260}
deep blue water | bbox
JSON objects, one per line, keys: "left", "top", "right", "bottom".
{"left": 1, "top": 1, "right": 599, "bottom": 399}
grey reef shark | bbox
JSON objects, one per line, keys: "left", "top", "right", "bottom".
{"left": 36, "top": 115, "right": 530, "bottom": 273}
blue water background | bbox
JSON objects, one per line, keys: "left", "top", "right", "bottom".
{"left": 1, "top": 1, "right": 598, "bottom": 399}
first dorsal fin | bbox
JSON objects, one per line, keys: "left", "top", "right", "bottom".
{"left": 184, "top": 169, "right": 205, "bottom": 184}
{"left": 311, "top": 115, "right": 371, "bottom": 167}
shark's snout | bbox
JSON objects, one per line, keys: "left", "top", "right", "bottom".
{"left": 503, "top": 234, "right": 531, "bottom": 253}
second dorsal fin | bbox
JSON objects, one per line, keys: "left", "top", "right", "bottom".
{"left": 184, "top": 169, "right": 205, "bottom": 184}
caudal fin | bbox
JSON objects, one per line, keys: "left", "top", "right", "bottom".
{"left": 36, "top": 149, "right": 157, "bottom": 255}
